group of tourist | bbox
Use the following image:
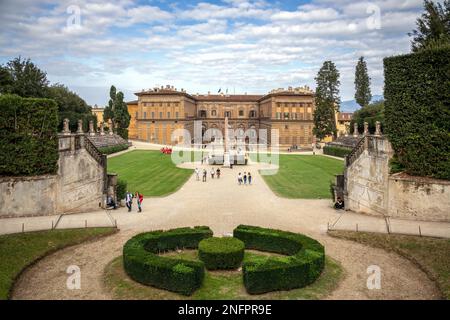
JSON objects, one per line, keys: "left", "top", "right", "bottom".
{"left": 126, "top": 191, "right": 144, "bottom": 213}
{"left": 237, "top": 172, "right": 252, "bottom": 185}
{"left": 195, "top": 167, "right": 221, "bottom": 182}
{"left": 106, "top": 191, "right": 144, "bottom": 212}
{"left": 160, "top": 147, "right": 172, "bottom": 154}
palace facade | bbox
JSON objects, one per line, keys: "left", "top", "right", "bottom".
{"left": 126, "top": 85, "right": 316, "bottom": 148}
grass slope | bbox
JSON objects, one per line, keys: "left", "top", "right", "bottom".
{"left": 329, "top": 230, "right": 450, "bottom": 299}
{"left": 260, "top": 155, "right": 344, "bottom": 199}
{"left": 104, "top": 250, "right": 343, "bottom": 300}
{"left": 0, "top": 227, "right": 116, "bottom": 300}
{"left": 107, "top": 150, "right": 194, "bottom": 197}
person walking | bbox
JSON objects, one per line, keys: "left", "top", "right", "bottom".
{"left": 238, "top": 172, "right": 242, "bottom": 185}
{"left": 211, "top": 168, "right": 215, "bottom": 179}
{"left": 135, "top": 192, "right": 143, "bottom": 212}
{"left": 216, "top": 168, "right": 221, "bottom": 179}
{"left": 195, "top": 168, "right": 200, "bottom": 181}
{"left": 248, "top": 172, "right": 252, "bottom": 185}
{"left": 243, "top": 172, "right": 247, "bottom": 185}
{"left": 203, "top": 169, "right": 207, "bottom": 182}
{"left": 126, "top": 191, "right": 133, "bottom": 212}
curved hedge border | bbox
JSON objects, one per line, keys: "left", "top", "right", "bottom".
{"left": 233, "top": 225, "right": 325, "bottom": 294}
{"left": 198, "top": 237, "right": 245, "bottom": 270}
{"left": 123, "top": 226, "right": 212, "bottom": 296}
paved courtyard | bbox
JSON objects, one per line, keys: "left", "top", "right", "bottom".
{"left": 7, "top": 155, "right": 449, "bottom": 300}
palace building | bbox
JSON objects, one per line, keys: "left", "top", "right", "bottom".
{"left": 126, "top": 85, "right": 316, "bottom": 148}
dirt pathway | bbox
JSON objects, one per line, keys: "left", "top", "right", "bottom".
{"left": 12, "top": 163, "right": 441, "bottom": 300}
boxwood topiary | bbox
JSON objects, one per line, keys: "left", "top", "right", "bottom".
{"left": 123, "top": 226, "right": 212, "bottom": 296}
{"left": 198, "top": 237, "right": 245, "bottom": 270}
{"left": 233, "top": 225, "right": 325, "bottom": 294}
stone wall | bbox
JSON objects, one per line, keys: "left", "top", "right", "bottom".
{"left": 0, "top": 175, "right": 58, "bottom": 217}
{"left": 345, "top": 135, "right": 393, "bottom": 217}
{"left": 388, "top": 174, "right": 450, "bottom": 222}
{"left": 0, "top": 129, "right": 107, "bottom": 218}
{"left": 344, "top": 132, "right": 450, "bottom": 222}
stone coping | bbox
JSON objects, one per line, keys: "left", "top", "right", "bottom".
{"left": 0, "top": 174, "right": 57, "bottom": 183}
{"left": 389, "top": 172, "right": 450, "bottom": 185}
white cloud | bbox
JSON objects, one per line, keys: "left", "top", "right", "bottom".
{"left": 0, "top": 0, "right": 425, "bottom": 104}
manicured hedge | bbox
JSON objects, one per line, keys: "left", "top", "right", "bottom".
{"left": 123, "top": 226, "right": 213, "bottom": 295}
{"left": 0, "top": 94, "right": 59, "bottom": 176}
{"left": 323, "top": 145, "right": 351, "bottom": 158}
{"left": 233, "top": 225, "right": 325, "bottom": 294}
{"left": 99, "top": 143, "right": 129, "bottom": 155}
{"left": 198, "top": 237, "right": 245, "bottom": 270}
{"left": 384, "top": 47, "right": 450, "bottom": 180}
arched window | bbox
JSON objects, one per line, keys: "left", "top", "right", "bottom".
{"left": 211, "top": 110, "right": 217, "bottom": 117}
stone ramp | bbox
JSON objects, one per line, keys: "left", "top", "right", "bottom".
{"left": 87, "top": 134, "right": 129, "bottom": 149}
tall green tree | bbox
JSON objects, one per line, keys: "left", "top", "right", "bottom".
{"left": 350, "top": 100, "right": 384, "bottom": 134}
{"left": 103, "top": 85, "right": 131, "bottom": 139}
{"left": 313, "top": 61, "right": 341, "bottom": 140}
{"left": 354, "top": 57, "right": 372, "bottom": 108}
{"left": 0, "top": 57, "right": 49, "bottom": 97}
{"left": 409, "top": 0, "right": 450, "bottom": 52}
{"left": 47, "top": 84, "right": 97, "bottom": 132}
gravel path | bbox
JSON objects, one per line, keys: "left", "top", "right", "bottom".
{"left": 12, "top": 162, "right": 441, "bottom": 300}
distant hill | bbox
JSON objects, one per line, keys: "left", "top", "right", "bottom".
{"left": 340, "top": 95, "right": 384, "bottom": 112}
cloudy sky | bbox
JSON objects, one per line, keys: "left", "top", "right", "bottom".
{"left": 0, "top": 0, "right": 426, "bottom": 106}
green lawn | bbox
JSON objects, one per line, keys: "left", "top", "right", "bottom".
{"left": 260, "top": 155, "right": 344, "bottom": 199}
{"left": 0, "top": 227, "right": 116, "bottom": 300}
{"left": 329, "top": 230, "right": 450, "bottom": 300}
{"left": 104, "top": 250, "right": 343, "bottom": 300}
{"left": 107, "top": 150, "right": 196, "bottom": 197}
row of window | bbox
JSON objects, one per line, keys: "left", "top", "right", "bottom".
{"left": 141, "top": 102, "right": 180, "bottom": 107}
{"left": 276, "top": 103, "right": 313, "bottom": 108}
{"left": 275, "top": 112, "right": 313, "bottom": 120}
{"left": 138, "top": 111, "right": 181, "bottom": 119}
{"left": 199, "top": 110, "right": 258, "bottom": 118}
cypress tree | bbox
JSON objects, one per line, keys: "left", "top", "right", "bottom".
{"left": 354, "top": 56, "right": 372, "bottom": 108}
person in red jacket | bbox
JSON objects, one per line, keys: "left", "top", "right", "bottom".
{"left": 135, "top": 192, "right": 143, "bottom": 212}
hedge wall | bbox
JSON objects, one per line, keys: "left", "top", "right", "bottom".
{"left": 98, "top": 143, "right": 129, "bottom": 155}
{"left": 198, "top": 237, "right": 244, "bottom": 270}
{"left": 123, "top": 226, "right": 213, "bottom": 296}
{"left": 384, "top": 47, "right": 450, "bottom": 180}
{"left": 0, "top": 94, "right": 59, "bottom": 176}
{"left": 233, "top": 225, "right": 325, "bottom": 294}
{"left": 323, "top": 145, "right": 351, "bottom": 158}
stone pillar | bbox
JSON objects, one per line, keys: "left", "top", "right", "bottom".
{"left": 109, "top": 120, "right": 115, "bottom": 135}
{"left": 364, "top": 122, "right": 369, "bottom": 136}
{"left": 63, "top": 118, "right": 70, "bottom": 135}
{"left": 353, "top": 123, "right": 358, "bottom": 138}
{"left": 375, "top": 121, "right": 382, "bottom": 136}
{"left": 77, "top": 119, "right": 83, "bottom": 134}
{"left": 89, "top": 120, "right": 95, "bottom": 136}
{"left": 100, "top": 122, "right": 105, "bottom": 135}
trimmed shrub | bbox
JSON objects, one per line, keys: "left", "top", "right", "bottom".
{"left": 384, "top": 47, "right": 450, "bottom": 180}
{"left": 116, "top": 179, "right": 127, "bottom": 201}
{"left": 198, "top": 237, "right": 245, "bottom": 270}
{"left": 233, "top": 225, "right": 325, "bottom": 294}
{"left": 0, "top": 94, "right": 58, "bottom": 176}
{"left": 123, "top": 226, "right": 213, "bottom": 296}
{"left": 323, "top": 145, "right": 351, "bottom": 158}
{"left": 99, "top": 143, "right": 129, "bottom": 155}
